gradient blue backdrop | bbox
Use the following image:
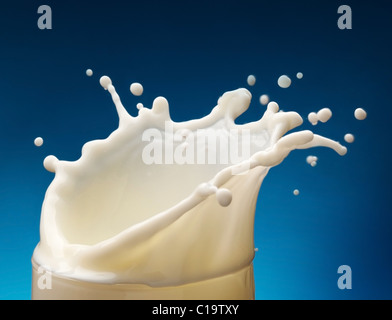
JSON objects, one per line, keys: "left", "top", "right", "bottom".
{"left": 0, "top": 0, "right": 391, "bottom": 299}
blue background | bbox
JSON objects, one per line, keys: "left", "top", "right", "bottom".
{"left": 0, "top": 0, "right": 391, "bottom": 299}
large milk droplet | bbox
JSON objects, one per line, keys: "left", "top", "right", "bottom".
{"left": 86, "top": 69, "right": 93, "bottom": 77}
{"left": 216, "top": 188, "right": 232, "bottom": 207}
{"left": 43, "top": 155, "right": 59, "bottom": 173}
{"left": 259, "top": 94, "right": 270, "bottom": 106}
{"left": 100, "top": 76, "right": 112, "bottom": 90}
{"left": 34, "top": 137, "right": 43, "bottom": 147}
{"left": 247, "top": 75, "right": 256, "bottom": 86}
{"left": 344, "top": 133, "right": 355, "bottom": 143}
{"left": 317, "top": 108, "right": 332, "bottom": 123}
{"left": 130, "top": 83, "right": 144, "bottom": 96}
{"left": 354, "top": 108, "right": 367, "bottom": 120}
{"left": 278, "top": 75, "right": 291, "bottom": 88}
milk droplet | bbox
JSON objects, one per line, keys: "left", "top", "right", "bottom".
{"left": 216, "top": 188, "right": 232, "bottom": 207}
{"left": 306, "top": 155, "right": 318, "bottom": 165}
{"left": 259, "top": 94, "right": 270, "bottom": 106}
{"left": 317, "top": 108, "right": 332, "bottom": 123}
{"left": 254, "top": 248, "right": 259, "bottom": 252}
{"left": 308, "top": 112, "right": 318, "bottom": 125}
{"left": 344, "top": 133, "right": 355, "bottom": 143}
{"left": 267, "top": 101, "right": 279, "bottom": 113}
{"left": 293, "top": 189, "right": 300, "bottom": 196}
{"left": 136, "top": 103, "right": 144, "bottom": 110}
{"left": 247, "top": 75, "right": 256, "bottom": 86}
{"left": 34, "top": 137, "right": 43, "bottom": 147}
{"left": 130, "top": 83, "right": 143, "bottom": 96}
{"left": 43, "top": 155, "right": 59, "bottom": 173}
{"left": 354, "top": 108, "right": 367, "bottom": 120}
{"left": 311, "top": 161, "right": 317, "bottom": 167}
{"left": 99, "top": 76, "right": 112, "bottom": 90}
{"left": 86, "top": 69, "right": 93, "bottom": 77}
{"left": 296, "top": 72, "right": 303, "bottom": 79}
{"left": 278, "top": 75, "right": 291, "bottom": 88}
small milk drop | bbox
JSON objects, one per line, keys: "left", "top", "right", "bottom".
{"left": 259, "top": 94, "right": 270, "bottom": 106}
{"left": 34, "top": 137, "right": 43, "bottom": 147}
{"left": 344, "top": 133, "right": 355, "bottom": 143}
{"left": 130, "top": 83, "right": 144, "bottom": 96}
{"left": 306, "top": 155, "right": 318, "bottom": 165}
{"left": 86, "top": 69, "right": 93, "bottom": 77}
{"left": 99, "top": 76, "right": 112, "bottom": 90}
{"left": 296, "top": 72, "right": 303, "bottom": 79}
{"left": 277, "top": 75, "right": 291, "bottom": 89}
{"left": 136, "top": 103, "right": 144, "bottom": 110}
{"left": 247, "top": 75, "right": 256, "bottom": 86}
{"left": 354, "top": 108, "right": 367, "bottom": 120}
{"left": 308, "top": 112, "right": 318, "bottom": 125}
{"left": 216, "top": 188, "right": 232, "bottom": 207}
{"left": 293, "top": 189, "right": 300, "bottom": 196}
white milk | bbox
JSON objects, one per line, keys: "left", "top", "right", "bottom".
{"left": 32, "top": 75, "right": 348, "bottom": 299}
{"left": 277, "top": 75, "right": 291, "bottom": 88}
{"left": 354, "top": 108, "right": 367, "bottom": 120}
{"left": 247, "top": 75, "right": 256, "bottom": 86}
{"left": 34, "top": 137, "right": 44, "bottom": 147}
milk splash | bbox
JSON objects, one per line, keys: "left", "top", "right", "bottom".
{"left": 32, "top": 75, "right": 348, "bottom": 295}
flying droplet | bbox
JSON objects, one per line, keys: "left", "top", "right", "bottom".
{"left": 344, "top": 133, "right": 355, "bottom": 143}
{"left": 317, "top": 108, "right": 332, "bottom": 123}
{"left": 278, "top": 75, "right": 291, "bottom": 89}
{"left": 354, "top": 108, "right": 367, "bottom": 120}
{"left": 306, "top": 155, "right": 318, "bottom": 166}
{"left": 296, "top": 72, "right": 303, "bottom": 79}
{"left": 293, "top": 189, "right": 300, "bottom": 196}
{"left": 247, "top": 75, "right": 256, "bottom": 86}
{"left": 130, "top": 83, "right": 143, "bottom": 96}
{"left": 34, "top": 137, "right": 44, "bottom": 147}
{"left": 259, "top": 94, "right": 270, "bottom": 106}
{"left": 308, "top": 112, "right": 318, "bottom": 125}
{"left": 86, "top": 69, "right": 93, "bottom": 77}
